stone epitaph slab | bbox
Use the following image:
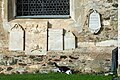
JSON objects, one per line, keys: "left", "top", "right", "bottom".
{"left": 89, "top": 10, "right": 101, "bottom": 33}
{"left": 25, "top": 22, "right": 48, "bottom": 55}
{"left": 48, "top": 28, "right": 63, "bottom": 50}
{"left": 9, "top": 24, "right": 24, "bottom": 51}
{"left": 64, "top": 31, "right": 75, "bottom": 50}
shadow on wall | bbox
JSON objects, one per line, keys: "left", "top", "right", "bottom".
{"left": 8, "top": 0, "right": 15, "bottom": 21}
{"left": 111, "top": 47, "right": 118, "bottom": 74}
{"left": 48, "top": 22, "right": 52, "bottom": 28}
{"left": 94, "top": 13, "right": 104, "bottom": 35}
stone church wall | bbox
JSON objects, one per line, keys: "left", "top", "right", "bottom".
{"left": 0, "top": 0, "right": 118, "bottom": 74}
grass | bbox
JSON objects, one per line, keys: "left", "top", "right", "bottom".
{"left": 0, "top": 73, "right": 113, "bottom": 80}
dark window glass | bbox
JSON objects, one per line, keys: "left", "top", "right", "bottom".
{"left": 16, "top": 0, "right": 70, "bottom": 17}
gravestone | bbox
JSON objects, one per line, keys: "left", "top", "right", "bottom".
{"left": 89, "top": 10, "right": 101, "bottom": 33}
{"left": 111, "top": 47, "right": 118, "bottom": 74}
{"left": 25, "top": 22, "right": 48, "bottom": 55}
{"left": 9, "top": 24, "right": 25, "bottom": 51}
{"left": 48, "top": 28, "right": 63, "bottom": 50}
{"left": 118, "top": 47, "right": 120, "bottom": 64}
{"left": 64, "top": 31, "right": 75, "bottom": 50}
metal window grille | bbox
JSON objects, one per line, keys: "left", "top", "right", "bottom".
{"left": 16, "top": 0, "right": 70, "bottom": 18}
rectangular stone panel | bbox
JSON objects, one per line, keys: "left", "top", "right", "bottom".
{"left": 64, "top": 32, "right": 75, "bottom": 50}
{"left": 48, "top": 28, "right": 63, "bottom": 50}
{"left": 25, "top": 22, "right": 48, "bottom": 55}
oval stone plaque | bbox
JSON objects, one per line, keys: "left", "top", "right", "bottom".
{"left": 89, "top": 10, "right": 101, "bottom": 33}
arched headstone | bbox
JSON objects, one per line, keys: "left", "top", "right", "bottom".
{"left": 88, "top": 10, "right": 101, "bottom": 33}
{"left": 64, "top": 31, "right": 76, "bottom": 50}
{"left": 9, "top": 24, "right": 25, "bottom": 51}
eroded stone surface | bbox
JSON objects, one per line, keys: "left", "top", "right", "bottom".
{"left": 0, "top": 0, "right": 118, "bottom": 74}
{"left": 64, "top": 31, "right": 76, "bottom": 50}
{"left": 48, "top": 28, "right": 63, "bottom": 50}
{"left": 9, "top": 24, "right": 24, "bottom": 51}
{"left": 0, "top": 47, "right": 114, "bottom": 74}
{"left": 25, "top": 22, "right": 48, "bottom": 55}
{"left": 96, "top": 40, "right": 118, "bottom": 47}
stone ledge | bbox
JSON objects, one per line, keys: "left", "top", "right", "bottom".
{"left": 95, "top": 40, "right": 118, "bottom": 47}
{"left": 77, "top": 40, "right": 117, "bottom": 48}
{"left": 77, "top": 42, "right": 96, "bottom": 47}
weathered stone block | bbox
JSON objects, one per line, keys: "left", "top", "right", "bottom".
{"left": 48, "top": 28, "right": 63, "bottom": 50}
{"left": 102, "top": 20, "right": 110, "bottom": 26}
{"left": 96, "top": 40, "right": 118, "bottom": 47}
{"left": 25, "top": 22, "right": 48, "bottom": 55}
{"left": 0, "top": 42, "right": 2, "bottom": 48}
{"left": 64, "top": 31, "right": 76, "bottom": 50}
{"left": 77, "top": 42, "right": 95, "bottom": 47}
{"left": 9, "top": 24, "right": 25, "bottom": 51}
{"left": 0, "top": 54, "right": 3, "bottom": 60}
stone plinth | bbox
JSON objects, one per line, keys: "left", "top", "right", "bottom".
{"left": 48, "top": 28, "right": 63, "bottom": 50}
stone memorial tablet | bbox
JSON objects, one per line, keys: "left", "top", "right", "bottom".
{"left": 64, "top": 31, "right": 75, "bottom": 50}
{"left": 9, "top": 24, "right": 24, "bottom": 51}
{"left": 89, "top": 10, "right": 101, "bottom": 33}
{"left": 48, "top": 28, "right": 63, "bottom": 50}
{"left": 25, "top": 22, "right": 48, "bottom": 55}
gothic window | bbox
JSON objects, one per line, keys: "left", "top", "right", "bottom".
{"left": 16, "top": 0, "right": 70, "bottom": 18}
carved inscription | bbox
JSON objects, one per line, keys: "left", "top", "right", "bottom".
{"left": 89, "top": 10, "right": 101, "bottom": 33}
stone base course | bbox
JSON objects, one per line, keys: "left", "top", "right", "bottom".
{"left": 0, "top": 47, "right": 115, "bottom": 74}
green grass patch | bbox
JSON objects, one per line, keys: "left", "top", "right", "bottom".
{"left": 0, "top": 73, "right": 112, "bottom": 80}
